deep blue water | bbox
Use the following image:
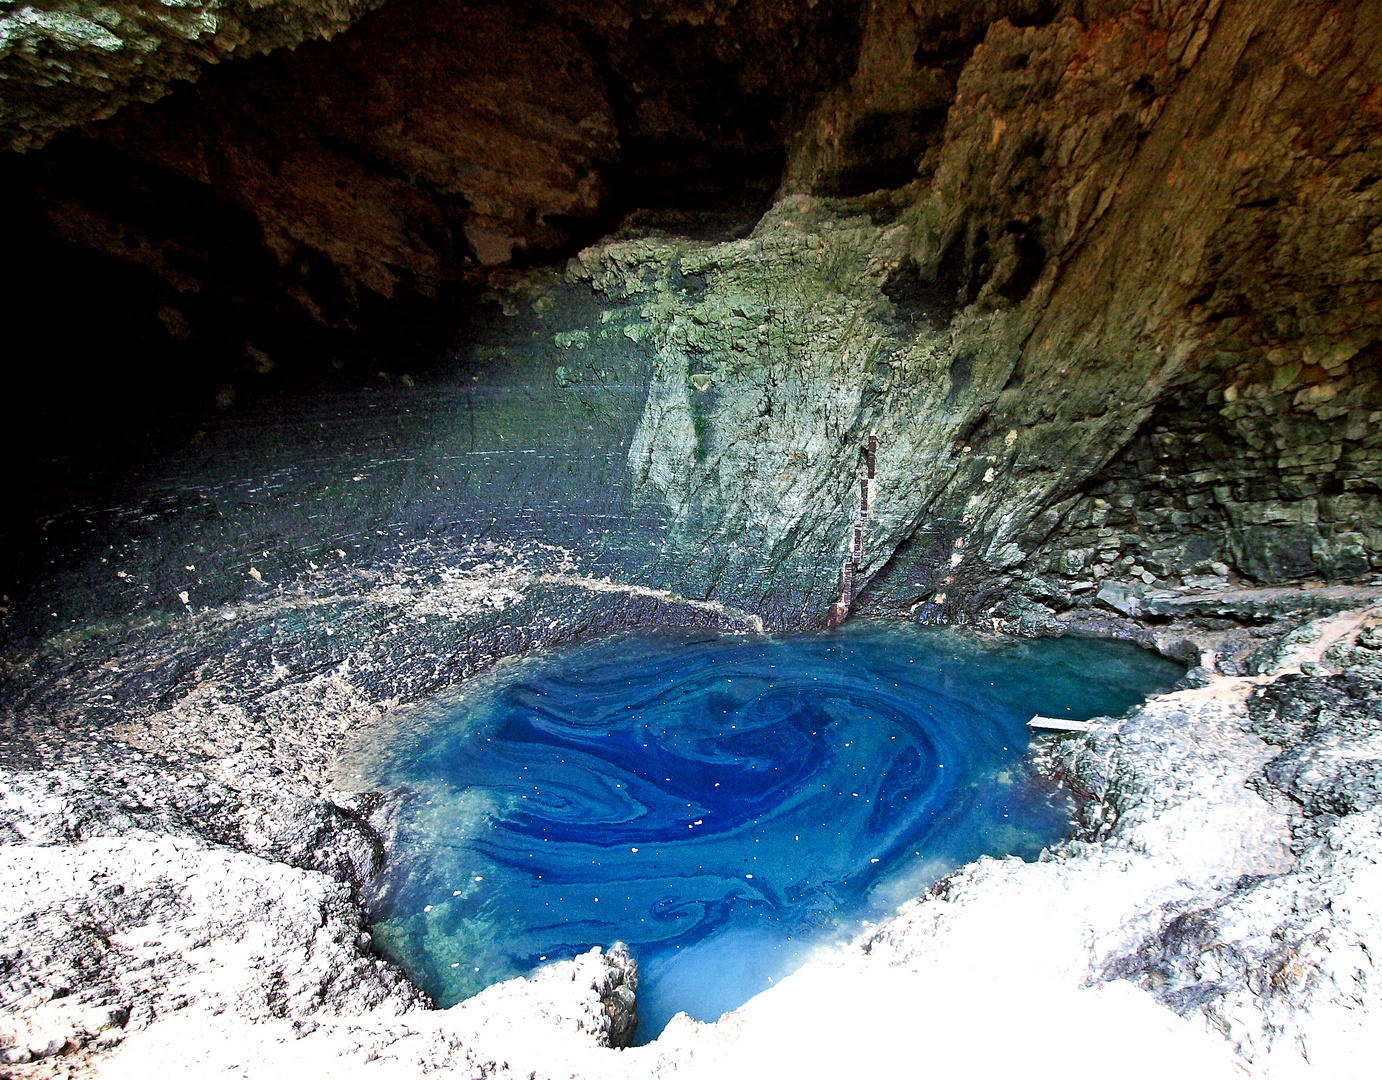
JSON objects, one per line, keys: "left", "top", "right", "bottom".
{"left": 337, "top": 622, "right": 1182, "bottom": 1041}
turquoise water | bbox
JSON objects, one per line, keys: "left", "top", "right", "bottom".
{"left": 338, "top": 622, "right": 1182, "bottom": 1040}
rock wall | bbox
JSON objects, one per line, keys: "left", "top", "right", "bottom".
{"left": 508, "top": 0, "right": 1382, "bottom": 627}
{"left": 857, "top": 0, "right": 1382, "bottom": 611}
{"left": 0, "top": 0, "right": 384, "bottom": 150}
{"left": 5, "top": 0, "right": 861, "bottom": 357}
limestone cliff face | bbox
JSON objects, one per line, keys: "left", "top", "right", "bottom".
{"left": 563, "top": 200, "right": 923, "bottom": 624}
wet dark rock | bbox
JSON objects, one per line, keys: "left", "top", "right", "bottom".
{"left": 597, "top": 942, "right": 639, "bottom": 1049}
{"left": 1172, "top": 666, "right": 1215, "bottom": 691}
{"left": 993, "top": 592, "right": 1065, "bottom": 637}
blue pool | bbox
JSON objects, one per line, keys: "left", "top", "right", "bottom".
{"left": 336, "top": 622, "right": 1182, "bottom": 1040}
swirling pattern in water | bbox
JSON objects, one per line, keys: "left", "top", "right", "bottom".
{"left": 340, "top": 623, "right": 1182, "bottom": 1041}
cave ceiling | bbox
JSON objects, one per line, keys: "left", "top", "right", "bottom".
{"left": 3, "top": 0, "right": 1076, "bottom": 394}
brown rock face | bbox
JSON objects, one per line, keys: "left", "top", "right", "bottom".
{"left": 92, "top": 0, "right": 622, "bottom": 296}
{"left": 835, "top": 0, "right": 1382, "bottom": 599}
{"left": 781, "top": 0, "right": 1062, "bottom": 197}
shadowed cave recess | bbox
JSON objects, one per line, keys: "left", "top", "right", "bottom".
{"left": 3, "top": 0, "right": 1382, "bottom": 1074}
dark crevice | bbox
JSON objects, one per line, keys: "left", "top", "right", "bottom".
{"left": 882, "top": 259, "right": 960, "bottom": 329}
{"left": 812, "top": 103, "right": 951, "bottom": 198}
{"left": 997, "top": 219, "right": 1047, "bottom": 301}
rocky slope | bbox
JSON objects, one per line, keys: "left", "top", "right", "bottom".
{"left": 4, "top": 590, "right": 1380, "bottom": 1076}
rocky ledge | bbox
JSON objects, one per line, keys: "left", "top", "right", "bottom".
{"left": 2, "top": 579, "right": 1381, "bottom": 1077}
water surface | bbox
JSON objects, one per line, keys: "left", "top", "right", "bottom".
{"left": 336, "top": 622, "right": 1182, "bottom": 1040}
